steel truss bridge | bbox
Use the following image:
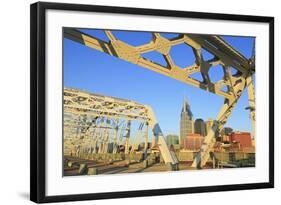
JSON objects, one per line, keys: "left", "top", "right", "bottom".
{"left": 64, "top": 88, "right": 178, "bottom": 167}
{"left": 64, "top": 28, "right": 255, "bottom": 168}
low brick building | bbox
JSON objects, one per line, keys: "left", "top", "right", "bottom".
{"left": 230, "top": 132, "right": 252, "bottom": 148}
{"left": 182, "top": 133, "right": 204, "bottom": 151}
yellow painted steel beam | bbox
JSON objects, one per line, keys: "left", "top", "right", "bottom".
{"left": 246, "top": 75, "right": 256, "bottom": 139}
{"left": 64, "top": 28, "right": 239, "bottom": 100}
{"left": 64, "top": 88, "right": 151, "bottom": 123}
{"left": 186, "top": 35, "right": 249, "bottom": 73}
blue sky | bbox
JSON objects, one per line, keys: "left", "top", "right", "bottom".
{"left": 64, "top": 29, "right": 255, "bottom": 137}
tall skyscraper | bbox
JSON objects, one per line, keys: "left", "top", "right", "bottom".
{"left": 222, "top": 127, "right": 233, "bottom": 136}
{"left": 194, "top": 118, "right": 207, "bottom": 136}
{"left": 180, "top": 97, "right": 193, "bottom": 144}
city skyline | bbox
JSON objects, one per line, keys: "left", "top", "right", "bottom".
{"left": 64, "top": 29, "right": 255, "bottom": 136}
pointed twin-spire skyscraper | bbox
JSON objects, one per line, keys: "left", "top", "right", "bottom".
{"left": 180, "top": 96, "right": 193, "bottom": 144}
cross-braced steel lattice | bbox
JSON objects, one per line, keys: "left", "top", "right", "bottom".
{"left": 64, "top": 87, "right": 179, "bottom": 166}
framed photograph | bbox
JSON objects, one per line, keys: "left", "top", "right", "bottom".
{"left": 30, "top": 2, "right": 274, "bottom": 203}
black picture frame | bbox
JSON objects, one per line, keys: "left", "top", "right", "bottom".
{"left": 30, "top": 1, "right": 274, "bottom": 203}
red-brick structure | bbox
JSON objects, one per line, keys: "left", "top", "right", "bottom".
{"left": 230, "top": 132, "right": 252, "bottom": 148}
{"left": 182, "top": 133, "right": 204, "bottom": 150}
